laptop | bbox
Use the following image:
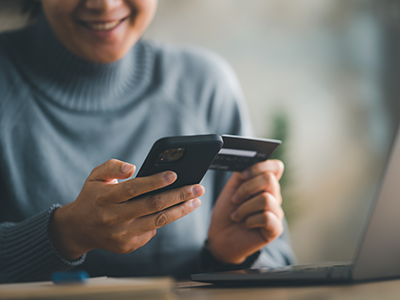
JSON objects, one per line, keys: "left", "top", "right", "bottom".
{"left": 191, "top": 125, "right": 400, "bottom": 285}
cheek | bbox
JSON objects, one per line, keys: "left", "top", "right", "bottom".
{"left": 41, "top": 0, "right": 80, "bottom": 19}
{"left": 41, "top": 1, "right": 79, "bottom": 37}
{"left": 126, "top": 0, "right": 157, "bottom": 28}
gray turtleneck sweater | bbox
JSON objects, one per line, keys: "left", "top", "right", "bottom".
{"left": 0, "top": 15, "right": 296, "bottom": 283}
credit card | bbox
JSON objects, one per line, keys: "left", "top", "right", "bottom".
{"left": 209, "top": 135, "right": 281, "bottom": 172}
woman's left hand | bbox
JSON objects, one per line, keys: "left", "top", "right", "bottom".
{"left": 207, "top": 159, "right": 285, "bottom": 264}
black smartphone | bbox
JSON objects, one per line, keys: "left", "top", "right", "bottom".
{"left": 135, "top": 134, "right": 224, "bottom": 195}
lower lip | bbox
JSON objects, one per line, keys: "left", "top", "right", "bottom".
{"left": 79, "top": 19, "right": 126, "bottom": 39}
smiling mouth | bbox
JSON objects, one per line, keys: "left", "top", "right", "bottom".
{"left": 80, "top": 17, "right": 128, "bottom": 31}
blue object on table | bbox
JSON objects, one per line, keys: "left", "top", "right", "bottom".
{"left": 51, "top": 270, "right": 89, "bottom": 284}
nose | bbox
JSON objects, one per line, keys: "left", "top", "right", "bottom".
{"left": 84, "top": 0, "right": 124, "bottom": 11}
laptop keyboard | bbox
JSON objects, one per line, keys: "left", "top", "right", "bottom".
{"left": 248, "top": 263, "right": 351, "bottom": 273}
{"left": 244, "top": 262, "right": 353, "bottom": 280}
{"left": 191, "top": 262, "right": 354, "bottom": 283}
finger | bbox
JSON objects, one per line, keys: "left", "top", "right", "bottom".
{"left": 232, "top": 172, "right": 281, "bottom": 205}
{"left": 231, "top": 192, "right": 284, "bottom": 222}
{"left": 242, "top": 211, "right": 284, "bottom": 241}
{"left": 110, "top": 171, "right": 178, "bottom": 203}
{"left": 240, "top": 159, "right": 284, "bottom": 181}
{"left": 121, "top": 184, "right": 204, "bottom": 218}
{"left": 89, "top": 159, "right": 136, "bottom": 182}
{"left": 131, "top": 198, "right": 201, "bottom": 234}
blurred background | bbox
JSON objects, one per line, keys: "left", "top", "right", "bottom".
{"left": 1, "top": 0, "right": 400, "bottom": 264}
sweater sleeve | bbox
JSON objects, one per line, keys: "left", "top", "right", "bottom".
{"left": 0, "top": 205, "right": 86, "bottom": 283}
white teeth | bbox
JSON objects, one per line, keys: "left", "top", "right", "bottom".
{"left": 86, "top": 20, "right": 120, "bottom": 31}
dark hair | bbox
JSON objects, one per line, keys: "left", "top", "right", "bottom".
{"left": 21, "top": 0, "right": 41, "bottom": 22}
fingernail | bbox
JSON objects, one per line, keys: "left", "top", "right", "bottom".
{"left": 191, "top": 199, "right": 201, "bottom": 209}
{"left": 230, "top": 211, "right": 239, "bottom": 221}
{"left": 241, "top": 170, "right": 250, "bottom": 180}
{"left": 163, "top": 171, "right": 177, "bottom": 184}
{"left": 192, "top": 185, "right": 204, "bottom": 197}
{"left": 121, "top": 163, "right": 134, "bottom": 174}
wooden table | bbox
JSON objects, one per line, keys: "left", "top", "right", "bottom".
{"left": 175, "top": 279, "right": 400, "bottom": 300}
{"left": 2, "top": 277, "right": 400, "bottom": 299}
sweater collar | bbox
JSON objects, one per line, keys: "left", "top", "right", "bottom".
{"left": 5, "top": 13, "right": 154, "bottom": 112}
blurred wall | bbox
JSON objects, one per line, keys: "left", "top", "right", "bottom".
{"left": 0, "top": 0, "right": 394, "bottom": 264}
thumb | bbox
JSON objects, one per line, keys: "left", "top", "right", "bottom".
{"left": 89, "top": 159, "right": 136, "bottom": 182}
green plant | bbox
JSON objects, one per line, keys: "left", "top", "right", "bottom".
{"left": 268, "top": 109, "right": 298, "bottom": 224}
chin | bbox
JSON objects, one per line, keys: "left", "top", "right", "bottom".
{"left": 74, "top": 33, "right": 139, "bottom": 63}
{"left": 81, "top": 47, "right": 128, "bottom": 64}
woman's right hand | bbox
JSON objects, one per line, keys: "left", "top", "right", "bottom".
{"left": 49, "top": 159, "right": 204, "bottom": 261}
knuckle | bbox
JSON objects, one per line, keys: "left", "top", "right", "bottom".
{"left": 90, "top": 165, "right": 101, "bottom": 177}
{"left": 235, "top": 209, "right": 243, "bottom": 221}
{"left": 107, "top": 231, "right": 131, "bottom": 253}
{"left": 155, "top": 212, "right": 168, "bottom": 228}
{"left": 262, "top": 171, "right": 272, "bottom": 182}
{"left": 122, "top": 182, "right": 136, "bottom": 198}
{"left": 244, "top": 217, "right": 253, "bottom": 228}
{"left": 95, "top": 193, "right": 107, "bottom": 205}
{"left": 261, "top": 193, "right": 269, "bottom": 207}
{"left": 179, "top": 188, "right": 188, "bottom": 201}
{"left": 109, "top": 231, "right": 124, "bottom": 243}
{"left": 180, "top": 202, "right": 188, "bottom": 217}
{"left": 100, "top": 212, "right": 118, "bottom": 226}
{"left": 239, "top": 186, "right": 248, "bottom": 198}
{"left": 147, "top": 194, "right": 164, "bottom": 211}
{"left": 106, "top": 159, "right": 118, "bottom": 172}
{"left": 262, "top": 211, "right": 269, "bottom": 223}
{"left": 107, "top": 158, "right": 118, "bottom": 167}
{"left": 254, "top": 163, "right": 263, "bottom": 173}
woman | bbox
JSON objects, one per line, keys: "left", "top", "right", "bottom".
{"left": 0, "top": 0, "right": 295, "bottom": 283}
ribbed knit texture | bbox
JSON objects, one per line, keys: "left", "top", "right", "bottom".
{"left": 0, "top": 13, "right": 296, "bottom": 283}
{"left": 0, "top": 205, "right": 85, "bottom": 282}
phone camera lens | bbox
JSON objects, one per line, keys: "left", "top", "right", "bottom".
{"left": 156, "top": 148, "right": 186, "bottom": 165}
{"left": 170, "top": 148, "right": 184, "bottom": 160}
